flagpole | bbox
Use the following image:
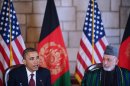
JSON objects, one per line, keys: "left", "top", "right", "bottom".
{"left": 92, "top": 0, "right": 95, "bottom": 64}
{"left": 8, "top": 0, "right": 13, "bottom": 66}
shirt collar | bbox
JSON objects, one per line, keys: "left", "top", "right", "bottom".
{"left": 26, "top": 67, "right": 36, "bottom": 77}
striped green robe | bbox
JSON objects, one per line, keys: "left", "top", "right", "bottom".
{"left": 81, "top": 66, "right": 130, "bottom": 86}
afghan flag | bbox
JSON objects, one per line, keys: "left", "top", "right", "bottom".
{"left": 118, "top": 14, "right": 130, "bottom": 70}
{"left": 37, "top": 0, "right": 71, "bottom": 86}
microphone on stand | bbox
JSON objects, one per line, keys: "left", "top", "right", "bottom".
{"left": 19, "top": 83, "right": 22, "bottom": 86}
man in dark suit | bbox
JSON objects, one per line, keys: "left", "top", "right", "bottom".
{"left": 8, "top": 48, "right": 51, "bottom": 86}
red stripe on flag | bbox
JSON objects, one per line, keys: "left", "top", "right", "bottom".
{"left": 77, "top": 53, "right": 88, "bottom": 70}
{"left": 80, "top": 40, "right": 94, "bottom": 62}
{"left": 15, "top": 38, "right": 24, "bottom": 55}
{"left": 12, "top": 48, "right": 20, "bottom": 64}
{"left": 99, "top": 39, "right": 106, "bottom": 51}
{"left": 0, "top": 61, "right": 4, "bottom": 74}
{"left": 0, "top": 45, "right": 10, "bottom": 67}
{"left": 76, "top": 67, "right": 83, "bottom": 80}
{"left": 94, "top": 45, "right": 103, "bottom": 62}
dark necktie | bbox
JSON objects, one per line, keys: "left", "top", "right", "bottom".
{"left": 29, "top": 74, "right": 35, "bottom": 86}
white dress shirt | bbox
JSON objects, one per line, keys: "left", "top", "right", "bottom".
{"left": 26, "top": 68, "right": 36, "bottom": 86}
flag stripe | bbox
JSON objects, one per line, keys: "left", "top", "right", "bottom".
{"left": 80, "top": 39, "right": 93, "bottom": 62}
{"left": 15, "top": 37, "right": 24, "bottom": 55}
{"left": 17, "top": 36, "right": 26, "bottom": 50}
{"left": 77, "top": 53, "right": 87, "bottom": 71}
{"left": 0, "top": 53, "right": 8, "bottom": 69}
{"left": 0, "top": 45, "right": 10, "bottom": 67}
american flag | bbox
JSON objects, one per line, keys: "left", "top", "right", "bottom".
{"left": 0, "top": 0, "right": 25, "bottom": 85}
{"left": 75, "top": 0, "right": 108, "bottom": 83}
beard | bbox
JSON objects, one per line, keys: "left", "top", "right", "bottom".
{"left": 103, "top": 65, "right": 116, "bottom": 71}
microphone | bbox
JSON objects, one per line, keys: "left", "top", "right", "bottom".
{"left": 40, "top": 79, "right": 44, "bottom": 86}
{"left": 19, "top": 83, "right": 22, "bottom": 86}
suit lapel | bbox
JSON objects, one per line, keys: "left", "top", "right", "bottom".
{"left": 21, "top": 65, "right": 29, "bottom": 86}
{"left": 36, "top": 70, "right": 43, "bottom": 86}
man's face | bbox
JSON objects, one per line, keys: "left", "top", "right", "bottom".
{"left": 103, "top": 55, "right": 118, "bottom": 71}
{"left": 23, "top": 51, "right": 40, "bottom": 72}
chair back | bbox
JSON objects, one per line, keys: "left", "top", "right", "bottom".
{"left": 4, "top": 64, "right": 24, "bottom": 86}
{"left": 87, "top": 63, "right": 102, "bottom": 71}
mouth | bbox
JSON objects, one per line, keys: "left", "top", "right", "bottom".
{"left": 33, "top": 65, "right": 39, "bottom": 69}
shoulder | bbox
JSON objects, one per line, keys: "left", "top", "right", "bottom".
{"left": 9, "top": 65, "right": 26, "bottom": 75}
{"left": 38, "top": 67, "right": 50, "bottom": 73}
{"left": 118, "top": 67, "right": 130, "bottom": 72}
{"left": 84, "top": 67, "right": 101, "bottom": 76}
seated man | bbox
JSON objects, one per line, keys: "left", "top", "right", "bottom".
{"left": 8, "top": 48, "right": 51, "bottom": 86}
{"left": 81, "top": 45, "right": 130, "bottom": 86}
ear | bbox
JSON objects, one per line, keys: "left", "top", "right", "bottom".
{"left": 22, "top": 59, "right": 26, "bottom": 65}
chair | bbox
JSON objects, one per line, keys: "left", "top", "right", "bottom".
{"left": 87, "top": 63, "right": 102, "bottom": 71}
{"left": 3, "top": 64, "right": 24, "bottom": 86}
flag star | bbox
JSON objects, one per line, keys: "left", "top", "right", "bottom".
{"left": 12, "top": 25, "right": 15, "bottom": 29}
{"left": 3, "top": 7, "right": 6, "bottom": 10}
{"left": 7, "top": 34, "right": 10, "bottom": 37}
{"left": 100, "top": 27, "right": 103, "bottom": 30}
{"left": 16, "top": 32, "right": 18, "bottom": 35}
{"left": 96, "top": 31, "right": 99, "bottom": 34}
{"left": 7, "top": 8, "right": 9, "bottom": 11}
{"left": 13, "top": 16, "right": 15, "bottom": 19}
{"left": 100, "top": 32, "right": 103, "bottom": 35}
{"left": 17, "top": 22, "right": 19, "bottom": 25}
{"left": 6, "top": 18, "right": 8, "bottom": 21}
{"left": 87, "top": 13, "right": 89, "bottom": 16}
{"left": 12, "top": 36, "right": 14, "bottom": 39}
{"left": 2, "top": 17, "right": 4, "bottom": 20}
{"left": 10, "top": 9, "right": 12, "bottom": 12}
{"left": 13, "top": 21, "right": 15, "bottom": 23}
{"left": 84, "top": 27, "right": 87, "bottom": 30}
{"left": 7, "top": 40, "right": 9, "bottom": 43}
{"left": 86, "top": 17, "right": 88, "bottom": 20}
{"left": 4, "top": 2, "right": 7, "bottom": 4}
{"left": 16, "top": 27, "right": 19, "bottom": 30}
{"left": 97, "top": 16, "right": 100, "bottom": 19}
{"left": 6, "top": 13, "right": 9, "bottom": 16}
{"left": 13, "top": 11, "right": 16, "bottom": 14}
{"left": 97, "top": 21, "right": 99, "bottom": 24}
{"left": 90, "top": 18, "right": 92, "bottom": 22}
{"left": 1, "top": 22, "right": 3, "bottom": 25}
{"left": 12, "top": 31, "right": 15, "bottom": 34}
{"left": 98, "top": 11, "right": 100, "bottom": 14}
{"left": 3, "top": 33, "right": 6, "bottom": 36}
{"left": 2, "top": 12, "right": 5, "bottom": 15}
{"left": 96, "top": 36, "right": 98, "bottom": 39}
{"left": 85, "top": 22, "right": 88, "bottom": 25}
{"left": 89, "top": 28, "right": 91, "bottom": 31}
{"left": 8, "top": 29, "right": 10, "bottom": 32}
{"left": 88, "top": 33, "right": 91, "bottom": 36}
{"left": 4, "top": 28, "right": 6, "bottom": 31}
{"left": 10, "top": 14, "right": 12, "bottom": 17}
{"left": 5, "top": 23, "right": 7, "bottom": 26}
{"left": 89, "top": 23, "right": 92, "bottom": 26}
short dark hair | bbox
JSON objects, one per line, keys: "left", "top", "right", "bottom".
{"left": 22, "top": 48, "right": 37, "bottom": 59}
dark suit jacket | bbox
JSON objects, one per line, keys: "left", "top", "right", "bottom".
{"left": 7, "top": 65, "right": 51, "bottom": 86}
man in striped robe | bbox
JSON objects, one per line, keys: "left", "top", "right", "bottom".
{"left": 81, "top": 45, "right": 130, "bottom": 86}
